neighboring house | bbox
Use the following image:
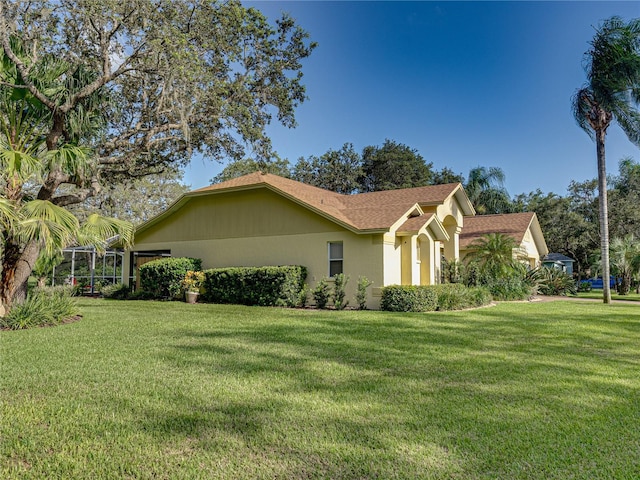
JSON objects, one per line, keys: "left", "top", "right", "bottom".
{"left": 125, "top": 172, "right": 476, "bottom": 308}
{"left": 459, "top": 212, "right": 549, "bottom": 269}
{"left": 542, "top": 253, "right": 575, "bottom": 275}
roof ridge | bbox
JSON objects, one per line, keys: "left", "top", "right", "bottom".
{"left": 187, "top": 173, "right": 471, "bottom": 232}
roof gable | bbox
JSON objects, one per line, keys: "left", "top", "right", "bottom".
{"left": 397, "top": 213, "right": 449, "bottom": 241}
{"left": 138, "top": 173, "right": 475, "bottom": 235}
{"left": 459, "top": 212, "right": 547, "bottom": 254}
{"left": 543, "top": 253, "right": 575, "bottom": 263}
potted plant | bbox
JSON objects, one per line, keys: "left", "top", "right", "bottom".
{"left": 183, "top": 270, "right": 204, "bottom": 304}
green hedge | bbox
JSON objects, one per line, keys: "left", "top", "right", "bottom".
{"left": 380, "top": 285, "right": 438, "bottom": 312}
{"left": 201, "top": 266, "right": 307, "bottom": 307}
{"left": 381, "top": 284, "right": 493, "bottom": 312}
{"left": 138, "top": 257, "right": 202, "bottom": 299}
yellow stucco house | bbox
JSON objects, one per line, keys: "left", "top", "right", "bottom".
{"left": 125, "top": 172, "right": 547, "bottom": 308}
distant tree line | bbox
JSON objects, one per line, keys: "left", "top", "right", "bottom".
{"left": 211, "top": 142, "right": 640, "bottom": 282}
{"left": 513, "top": 157, "right": 640, "bottom": 281}
{"left": 211, "top": 139, "right": 513, "bottom": 214}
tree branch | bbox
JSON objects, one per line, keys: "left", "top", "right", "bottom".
{"left": 51, "top": 176, "right": 101, "bottom": 207}
{"left": 0, "top": 3, "right": 56, "bottom": 110}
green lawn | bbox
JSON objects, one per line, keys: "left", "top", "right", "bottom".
{"left": 578, "top": 290, "right": 640, "bottom": 302}
{"left": 2, "top": 299, "right": 639, "bottom": 479}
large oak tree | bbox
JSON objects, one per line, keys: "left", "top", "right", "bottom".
{"left": 0, "top": 1, "right": 315, "bottom": 308}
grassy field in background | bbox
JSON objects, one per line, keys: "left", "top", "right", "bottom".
{"left": 577, "top": 290, "right": 640, "bottom": 302}
{"left": 1, "top": 299, "right": 639, "bottom": 479}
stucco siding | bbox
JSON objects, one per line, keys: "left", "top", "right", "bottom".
{"left": 382, "top": 233, "right": 402, "bottom": 288}
{"left": 129, "top": 192, "right": 386, "bottom": 308}
{"left": 135, "top": 188, "right": 344, "bottom": 244}
{"left": 521, "top": 229, "right": 542, "bottom": 266}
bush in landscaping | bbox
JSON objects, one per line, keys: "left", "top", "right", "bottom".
{"left": 467, "top": 286, "right": 494, "bottom": 307}
{"left": 442, "top": 258, "right": 465, "bottom": 284}
{"left": 1, "top": 287, "right": 79, "bottom": 330}
{"left": 312, "top": 277, "right": 331, "bottom": 309}
{"left": 127, "top": 289, "right": 157, "bottom": 301}
{"left": 356, "top": 276, "right": 373, "bottom": 310}
{"left": 430, "top": 283, "right": 493, "bottom": 311}
{"left": 101, "top": 283, "right": 130, "bottom": 299}
{"left": 332, "top": 273, "right": 349, "bottom": 310}
{"left": 297, "top": 283, "right": 310, "bottom": 307}
{"left": 578, "top": 280, "right": 593, "bottom": 293}
{"left": 484, "top": 275, "right": 532, "bottom": 301}
{"left": 201, "top": 265, "right": 307, "bottom": 307}
{"left": 138, "top": 257, "right": 202, "bottom": 299}
{"left": 577, "top": 280, "right": 592, "bottom": 292}
{"left": 380, "top": 285, "right": 438, "bottom": 312}
{"left": 534, "top": 267, "right": 577, "bottom": 296}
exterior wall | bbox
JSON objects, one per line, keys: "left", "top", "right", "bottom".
{"left": 135, "top": 188, "right": 344, "bottom": 243}
{"left": 419, "top": 234, "right": 436, "bottom": 285}
{"left": 400, "top": 236, "right": 420, "bottom": 285}
{"left": 520, "top": 229, "right": 543, "bottom": 268}
{"left": 382, "top": 233, "right": 402, "bottom": 287}
{"left": 423, "top": 196, "right": 466, "bottom": 263}
{"left": 128, "top": 188, "right": 385, "bottom": 308}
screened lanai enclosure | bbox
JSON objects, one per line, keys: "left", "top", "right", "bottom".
{"left": 52, "top": 245, "right": 125, "bottom": 295}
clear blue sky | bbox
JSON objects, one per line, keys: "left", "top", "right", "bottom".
{"left": 183, "top": 1, "right": 640, "bottom": 196}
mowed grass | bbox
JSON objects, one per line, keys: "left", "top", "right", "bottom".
{"left": 1, "top": 299, "right": 639, "bottom": 479}
{"left": 578, "top": 290, "right": 640, "bottom": 302}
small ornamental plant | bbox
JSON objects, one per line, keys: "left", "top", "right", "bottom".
{"left": 182, "top": 271, "right": 205, "bottom": 293}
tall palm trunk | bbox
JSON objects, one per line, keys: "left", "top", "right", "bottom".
{"left": 595, "top": 127, "right": 612, "bottom": 303}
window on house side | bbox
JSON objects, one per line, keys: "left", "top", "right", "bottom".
{"left": 328, "top": 242, "right": 343, "bottom": 277}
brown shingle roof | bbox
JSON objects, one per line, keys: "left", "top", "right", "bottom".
{"left": 397, "top": 213, "right": 436, "bottom": 233}
{"left": 342, "top": 183, "right": 460, "bottom": 207}
{"left": 459, "top": 212, "right": 536, "bottom": 249}
{"left": 191, "top": 173, "right": 465, "bottom": 232}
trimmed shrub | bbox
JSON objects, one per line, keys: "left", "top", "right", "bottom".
{"left": 332, "top": 273, "right": 349, "bottom": 310}
{"left": 1, "top": 287, "right": 79, "bottom": 330}
{"left": 312, "top": 277, "right": 331, "bottom": 309}
{"left": 380, "top": 285, "right": 438, "bottom": 312}
{"left": 139, "top": 257, "right": 202, "bottom": 299}
{"left": 429, "top": 283, "right": 493, "bottom": 311}
{"left": 201, "top": 265, "right": 307, "bottom": 307}
{"left": 356, "top": 276, "right": 373, "bottom": 310}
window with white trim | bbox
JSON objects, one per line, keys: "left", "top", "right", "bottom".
{"left": 328, "top": 242, "right": 343, "bottom": 277}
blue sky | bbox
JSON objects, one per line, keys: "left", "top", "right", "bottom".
{"left": 183, "top": 1, "right": 640, "bottom": 196}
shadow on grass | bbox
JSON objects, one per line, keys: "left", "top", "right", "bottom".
{"left": 117, "top": 301, "right": 640, "bottom": 478}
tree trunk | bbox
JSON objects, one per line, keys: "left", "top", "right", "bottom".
{"left": 617, "top": 274, "right": 630, "bottom": 295}
{"left": 596, "top": 127, "right": 612, "bottom": 304}
{"left": 0, "top": 238, "right": 41, "bottom": 309}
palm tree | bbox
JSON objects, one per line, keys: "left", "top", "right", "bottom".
{"left": 0, "top": 42, "right": 133, "bottom": 310}
{"left": 572, "top": 16, "right": 640, "bottom": 304}
{"left": 464, "top": 166, "right": 512, "bottom": 214}
{"left": 610, "top": 235, "right": 640, "bottom": 295}
{"left": 466, "top": 233, "right": 526, "bottom": 278}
